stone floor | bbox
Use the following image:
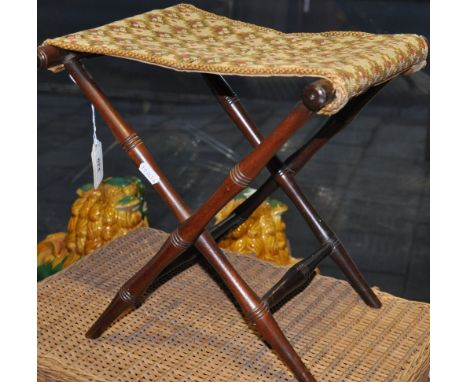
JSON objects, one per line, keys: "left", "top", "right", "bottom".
{"left": 37, "top": 79, "right": 429, "bottom": 302}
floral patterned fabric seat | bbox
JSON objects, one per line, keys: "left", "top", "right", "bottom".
{"left": 43, "top": 3, "right": 428, "bottom": 115}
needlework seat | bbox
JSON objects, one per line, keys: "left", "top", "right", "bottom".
{"left": 43, "top": 3, "right": 428, "bottom": 115}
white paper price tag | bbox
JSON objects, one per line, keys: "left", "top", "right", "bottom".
{"left": 91, "top": 139, "right": 104, "bottom": 189}
{"left": 139, "top": 161, "right": 160, "bottom": 185}
{"left": 90, "top": 104, "right": 103, "bottom": 189}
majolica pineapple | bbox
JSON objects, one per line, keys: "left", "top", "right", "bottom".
{"left": 215, "top": 188, "right": 298, "bottom": 265}
{"left": 38, "top": 177, "right": 149, "bottom": 280}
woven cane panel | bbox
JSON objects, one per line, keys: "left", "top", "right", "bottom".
{"left": 38, "top": 227, "right": 429, "bottom": 382}
{"left": 42, "top": 3, "right": 428, "bottom": 115}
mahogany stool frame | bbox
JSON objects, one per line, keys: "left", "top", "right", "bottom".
{"left": 38, "top": 45, "right": 393, "bottom": 382}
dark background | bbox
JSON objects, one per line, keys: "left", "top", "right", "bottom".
{"left": 38, "top": 0, "right": 429, "bottom": 301}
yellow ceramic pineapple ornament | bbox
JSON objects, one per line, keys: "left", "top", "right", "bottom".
{"left": 215, "top": 188, "right": 298, "bottom": 265}
{"left": 38, "top": 177, "right": 149, "bottom": 280}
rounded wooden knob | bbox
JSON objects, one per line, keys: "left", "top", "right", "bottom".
{"left": 302, "top": 79, "right": 335, "bottom": 112}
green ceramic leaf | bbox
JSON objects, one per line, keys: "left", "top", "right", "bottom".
{"left": 37, "top": 257, "right": 66, "bottom": 281}
{"left": 118, "top": 195, "right": 138, "bottom": 205}
{"left": 104, "top": 177, "right": 132, "bottom": 187}
{"left": 268, "top": 198, "right": 287, "bottom": 209}
{"left": 77, "top": 183, "right": 93, "bottom": 195}
{"left": 235, "top": 187, "right": 256, "bottom": 201}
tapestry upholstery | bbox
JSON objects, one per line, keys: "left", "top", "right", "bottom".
{"left": 43, "top": 3, "right": 428, "bottom": 115}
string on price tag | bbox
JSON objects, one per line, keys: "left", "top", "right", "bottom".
{"left": 69, "top": 74, "right": 104, "bottom": 189}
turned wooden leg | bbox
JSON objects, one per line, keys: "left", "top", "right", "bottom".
{"left": 204, "top": 73, "right": 385, "bottom": 308}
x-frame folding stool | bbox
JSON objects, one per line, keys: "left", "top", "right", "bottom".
{"left": 39, "top": 45, "right": 393, "bottom": 382}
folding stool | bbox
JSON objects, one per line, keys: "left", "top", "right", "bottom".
{"left": 38, "top": 4, "right": 428, "bottom": 381}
